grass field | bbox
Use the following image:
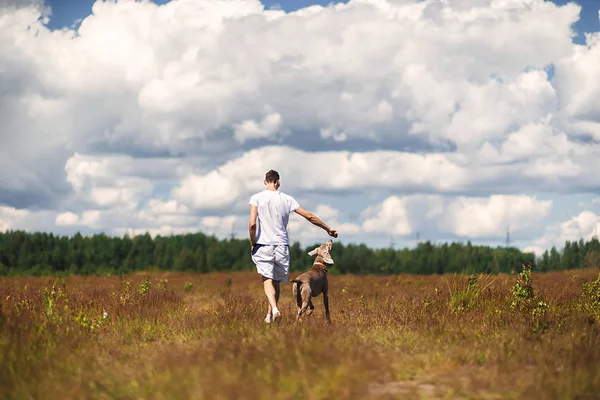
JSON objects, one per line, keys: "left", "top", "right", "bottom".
{"left": 2, "top": 267, "right": 600, "bottom": 399}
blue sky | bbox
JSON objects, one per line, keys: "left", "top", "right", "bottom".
{"left": 2, "top": 0, "right": 600, "bottom": 254}
{"left": 44, "top": 0, "right": 600, "bottom": 44}
{"left": 552, "top": 0, "right": 600, "bottom": 43}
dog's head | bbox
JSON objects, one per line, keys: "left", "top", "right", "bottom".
{"left": 307, "top": 239, "right": 334, "bottom": 264}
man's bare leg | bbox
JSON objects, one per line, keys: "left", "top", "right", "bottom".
{"left": 262, "top": 276, "right": 281, "bottom": 322}
{"left": 274, "top": 279, "right": 280, "bottom": 304}
{"left": 265, "top": 285, "right": 280, "bottom": 315}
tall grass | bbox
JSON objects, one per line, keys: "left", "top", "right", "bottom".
{"left": 1, "top": 269, "right": 600, "bottom": 399}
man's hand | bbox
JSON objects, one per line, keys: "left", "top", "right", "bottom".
{"left": 249, "top": 205, "right": 258, "bottom": 249}
{"left": 295, "top": 207, "right": 339, "bottom": 238}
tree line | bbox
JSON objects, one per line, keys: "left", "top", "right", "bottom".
{"left": 0, "top": 230, "right": 599, "bottom": 276}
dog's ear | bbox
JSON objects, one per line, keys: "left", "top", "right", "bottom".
{"left": 322, "top": 253, "right": 334, "bottom": 264}
{"left": 307, "top": 247, "right": 319, "bottom": 257}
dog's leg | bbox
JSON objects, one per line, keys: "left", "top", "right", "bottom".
{"left": 297, "top": 285, "right": 311, "bottom": 322}
{"left": 306, "top": 298, "right": 315, "bottom": 316}
{"left": 297, "top": 299, "right": 310, "bottom": 322}
{"left": 292, "top": 281, "right": 302, "bottom": 315}
{"left": 323, "top": 285, "right": 331, "bottom": 324}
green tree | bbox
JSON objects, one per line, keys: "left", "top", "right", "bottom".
{"left": 173, "top": 247, "right": 197, "bottom": 272}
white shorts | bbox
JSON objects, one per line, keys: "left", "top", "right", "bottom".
{"left": 251, "top": 244, "right": 290, "bottom": 284}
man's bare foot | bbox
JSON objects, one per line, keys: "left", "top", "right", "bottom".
{"left": 272, "top": 310, "right": 281, "bottom": 323}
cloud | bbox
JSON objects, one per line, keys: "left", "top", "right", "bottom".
{"left": 52, "top": 202, "right": 199, "bottom": 238}
{"left": 55, "top": 210, "right": 101, "bottom": 228}
{"left": 233, "top": 109, "right": 285, "bottom": 143}
{"left": 63, "top": 153, "right": 192, "bottom": 210}
{"left": 361, "top": 197, "right": 413, "bottom": 236}
{"left": 530, "top": 210, "right": 600, "bottom": 253}
{"left": 0, "top": 1, "right": 582, "bottom": 172}
{"left": 0, "top": 206, "right": 29, "bottom": 232}
{"left": 170, "top": 145, "right": 473, "bottom": 212}
{"left": 0, "top": 0, "right": 44, "bottom": 7}
{"left": 172, "top": 171, "right": 244, "bottom": 211}
{"left": 1, "top": 0, "right": 600, "bottom": 253}
{"left": 0, "top": 0, "right": 48, "bottom": 15}
{"left": 442, "top": 195, "right": 552, "bottom": 238}
{"left": 170, "top": 137, "right": 600, "bottom": 213}
{"left": 287, "top": 204, "right": 361, "bottom": 243}
{"left": 552, "top": 32, "right": 600, "bottom": 139}
{"left": 0, "top": 205, "right": 59, "bottom": 234}
{"left": 112, "top": 215, "right": 240, "bottom": 239}
{"left": 360, "top": 194, "right": 552, "bottom": 239}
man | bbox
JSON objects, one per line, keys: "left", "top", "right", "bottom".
{"left": 249, "top": 169, "right": 338, "bottom": 323}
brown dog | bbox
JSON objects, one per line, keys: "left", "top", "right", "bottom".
{"left": 291, "top": 239, "right": 334, "bottom": 323}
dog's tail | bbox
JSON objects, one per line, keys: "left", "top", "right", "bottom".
{"left": 292, "top": 280, "right": 303, "bottom": 308}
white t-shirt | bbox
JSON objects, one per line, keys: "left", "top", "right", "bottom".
{"left": 249, "top": 190, "right": 300, "bottom": 245}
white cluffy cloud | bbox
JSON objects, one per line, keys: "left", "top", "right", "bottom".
{"left": 170, "top": 145, "right": 471, "bottom": 211}
{"left": 63, "top": 153, "right": 193, "bottom": 210}
{"left": 360, "top": 194, "right": 552, "bottom": 239}
{"left": 233, "top": 109, "right": 285, "bottom": 143}
{"left": 288, "top": 204, "right": 361, "bottom": 243}
{"left": 526, "top": 211, "right": 600, "bottom": 256}
{"left": 0, "top": 206, "right": 30, "bottom": 232}
{"left": 553, "top": 32, "right": 600, "bottom": 140}
{"left": 0, "top": 0, "right": 599, "bottom": 253}
{"left": 55, "top": 210, "right": 101, "bottom": 228}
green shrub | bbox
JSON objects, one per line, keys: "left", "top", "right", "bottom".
{"left": 581, "top": 272, "right": 600, "bottom": 318}
{"left": 449, "top": 275, "right": 479, "bottom": 314}
{"left": 139, "top": 278, "right": 151, "bottom": 295}
{"left": 510, "top": 263, "right": 536, "bottom": 312}
{"left": 511, "top": 263, "right": 550, "bottom": 333}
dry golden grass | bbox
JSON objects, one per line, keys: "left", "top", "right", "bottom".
{"left": 2, "top": 268, "right": 600, "bottom": 399}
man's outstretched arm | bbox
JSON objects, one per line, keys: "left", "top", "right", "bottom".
{"left": 294, "top": 206, "right": 338, "bottom": 238}
{"left": 249, "top": 205, "right": 258, "bottom": 247}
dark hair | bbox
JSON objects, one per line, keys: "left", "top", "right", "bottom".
{"left": 265, "top": 170, "right": 280, "bottom": 183}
